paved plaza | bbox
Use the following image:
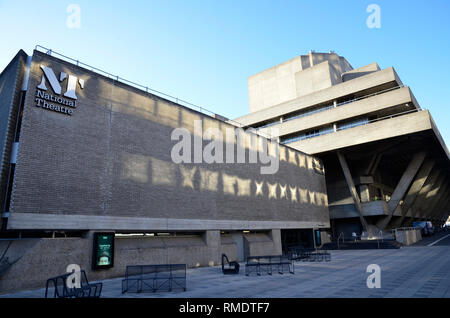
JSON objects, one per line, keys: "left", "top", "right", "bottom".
{"left": 1, "top": 236, "right": 450, "bottom": 298}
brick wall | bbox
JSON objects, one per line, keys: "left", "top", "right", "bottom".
{"left": 0, "top": 50, "right": 27, "bottom": 216}
{"left": 9, "top": 50, "right": 330, "bottom": 230}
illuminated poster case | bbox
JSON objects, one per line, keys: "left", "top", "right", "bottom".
{"left": 92, "top": 232, "right": 115, "bottom": 270}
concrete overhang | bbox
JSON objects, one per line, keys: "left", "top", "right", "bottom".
{"left": 429, "top": 116, "right": 450, "bottom": 161}
{"left": 234, "top": 67, "right": 403, "bottom": 127}
{"left": 341, "top": 62, "right": 380, "bottom": 82}
{"left": 288, "top": 110, "right": 434, "bottom": 155}
{"left": 329, "top": 201, "right": 402, "bottom": 219}
{"left": 258, "top": 86, "right": 418, "bottom": 138}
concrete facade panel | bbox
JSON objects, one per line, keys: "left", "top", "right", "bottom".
{"left": 289, "top": 110, "right": 433, "bottom": 155}
{"left": 259, "top": 86, "right": 414, "bottom": 138}
{"left": 236, "top": 67, "right": 400, "bottom": 126}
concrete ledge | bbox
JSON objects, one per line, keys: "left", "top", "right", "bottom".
{"left": 259, "top": 86, "right": 415, "bottom": 138}
{"left": 290, "top": 110, "right": 432, "bottom": 155}
{"left": 235, "top": 67, "right": 400, "bottom": 126}
{"left": 7, "top": 212, "right": 330, "bottom": 230}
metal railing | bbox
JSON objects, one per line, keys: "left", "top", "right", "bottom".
{"left": 255, "top": 84, "right": 408, "bottom": 130}
{"left": 33, "top": 46, "right": 278, "bottom": 141}
{"left": 377, "top": 230, "right": 384, "bottom": 249}
{"left": 337, "top": 232, "right": 345, "bottom": 250}
{"left": 282, "top": 108, "right": 423, "bottom": 144}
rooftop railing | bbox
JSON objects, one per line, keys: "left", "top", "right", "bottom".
{"left": 34, "top": 45, "right": 276, "bottom": 141}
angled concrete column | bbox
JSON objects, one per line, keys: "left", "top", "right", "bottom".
{"left": 364, "top": 154, "right": 379, "bottom": 175}
{"left": 400, "top": 217, "right": 414, "bottom": 227}
{"left": 433, "top": 196, "right": 449, "bottom": 221}
{"left": 427, "top": 187, "right": 447, "bottom": 220}
{"left": 378, "top": 152, "right": 426, "bottom": 229}
{"left": 430, "top": 184, "right": 450, "bottom": 220}
{"left": 418, "top": 175, "right": 445, "bottom": 219}
{"left": 437, "top": 195, "right": 450, "bottom": 220}
{"left": 337, "top": 151, "right": 369, "bottom": 234}
{"left": 407, "top": 168, "right": 441, "bottom": 219}
{"left": 397, "top": 159, "right": 435, "bottom": 224}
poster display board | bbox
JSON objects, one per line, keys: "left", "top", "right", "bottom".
{"left": 92, "top": 232, "right": 115, "bottom": 270}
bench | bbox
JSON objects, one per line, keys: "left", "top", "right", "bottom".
{"left": 288, "top": 247, "right": 315, "bottom": 261}
{"left": 245, "top": 255, "right": 294, "bottom": 276}
{"left": 288, "top": 247, "right": 331, "bottom": 262}
{"left": 308, "top": 250, "right": 331, "bottom": 262}
{"left": 122, "top": 264, "right": 187, "bottom": 293}
{"left": 45, "top": 270, "right": 102, "bottom": 298}
{"left": 222, "top": 254, "right": 240, "bottom": 274}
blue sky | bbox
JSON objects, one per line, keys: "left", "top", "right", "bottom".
{"left": 0, "top": 0, "right": 449, "bottom": 144}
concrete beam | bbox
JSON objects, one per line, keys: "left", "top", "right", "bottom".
{"left": 438, "top": 195, "right": 450, "bottom": 221}
{"left": 364, "top": 154, "right": 378, "bottom": 176}
{"left": 290, "top": 110, "right": 433, "bottom": 155}
{"left": 7, "top": 213, "right": 331, "bottom": 231}
{"left": 397, "top": 159, "right": 435, "bottom": 224}
{"left": 388, "top": 152, "right": 426, "bottom": 213}
{"left": 417, "top": 175, "right": 445, "bottom": 219}
{"left": 407, "top": 168, "right": 441, "bottom": 219}
{"left": 378, "top": 152, "right": 426, "bottom": 229}
{"left": 336, "top": 151, "right": 369, "bottom": 234}
{"left": 426, "top": 183, "right": 448, "bottom": 220}
{"left": 430, "top": 184, "right": 450, "bottom": 220}
{"left": 433, "top": 197, "right": 450, "bottom": 222}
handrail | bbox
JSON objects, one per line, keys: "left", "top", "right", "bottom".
{"left": 377, "top": 230, "right": 384, "bottom": 249}
{"left": 337, "top": 232, "right": 344, "bottom": 250}
{"left": 33, "top": 45, "right": 277, "bottom": 141}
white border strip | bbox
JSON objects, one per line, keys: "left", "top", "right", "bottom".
{"left": 427, "top": 234, "right": 450, "bottom": 247}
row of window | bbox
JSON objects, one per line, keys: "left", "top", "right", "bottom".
{"left": 253, "top": 86, "right": 402, "bottom": 132}
{"left": 280, "top": 117, "right": 369, "bottom": 144}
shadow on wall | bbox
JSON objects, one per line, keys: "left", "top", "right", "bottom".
{"left": 120, "top": 152, "right": 328, "bottom": 207}
{"left": 107, "top": 81, "right": 328, "bottom": 208}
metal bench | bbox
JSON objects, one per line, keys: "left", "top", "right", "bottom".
{"left": 222, "top": 254, "right": 240, "bottom": 274}
{"left": 245, "top": 255, "right": 294, "bottom": 276}
{"left": 122, "top": 264, "right": 187, "bottom": 293}
{"left": 45, "top": 270, "right": 102, "bottom": 298}
{"left": 288, "top": 247, "right": 331, "bottom": 262}
{"left": 288, "top": 247, "right": 315, "bottom": 261}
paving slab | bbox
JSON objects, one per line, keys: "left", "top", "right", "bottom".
{"left": 1, "top": 245, "right": 449, "bottom": 298}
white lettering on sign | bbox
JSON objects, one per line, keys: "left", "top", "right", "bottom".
{"left": 35, "top": 65, "right": 85, "bottom": 116}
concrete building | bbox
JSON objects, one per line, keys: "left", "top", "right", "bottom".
{"left": 235, "top": 51, "right": 450, "bottom": 238}
{"left": 0, "top": 48, "right": 330, "bottom": 293}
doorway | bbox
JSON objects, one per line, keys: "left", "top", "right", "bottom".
{"left": 281, "top": 229, "right": 314, "bottom": 253}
